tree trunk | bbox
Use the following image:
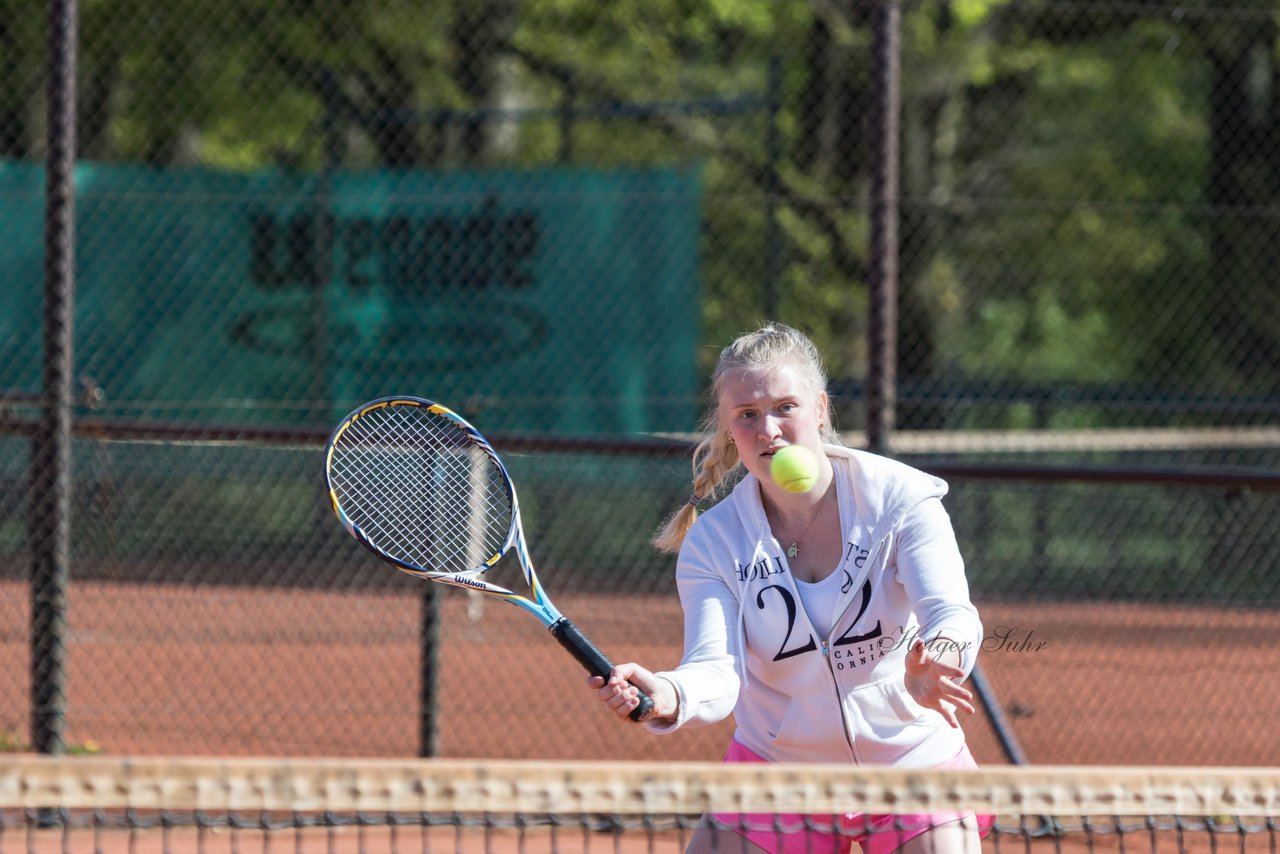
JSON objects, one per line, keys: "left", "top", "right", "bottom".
{"left": 370, "top": 47, "right": 425, "bottom": 168}
{"left": 449, "top": 1, "right": 516, "bottom": 164}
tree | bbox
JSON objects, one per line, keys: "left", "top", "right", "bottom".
{"left": 4, "top": 0, "right": 1275, "bottom": 430}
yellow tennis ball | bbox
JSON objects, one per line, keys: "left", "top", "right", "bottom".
{"left": 770, "top": 445, "right": 819, "bottom": 494}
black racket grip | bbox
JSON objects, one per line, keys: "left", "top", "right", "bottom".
{"left": 550, "top": 617, "right": 654, "bottom": 722}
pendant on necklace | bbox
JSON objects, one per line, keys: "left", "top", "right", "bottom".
{"left": 787, "top": 543, "right": 799, "bottom": 558}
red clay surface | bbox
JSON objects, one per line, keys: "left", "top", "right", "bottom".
{"left": 2, "top": 580, "right": 1276, "bottom": 766}
{"left": 3, "top": 580, "right": 1278, "bottom": 852}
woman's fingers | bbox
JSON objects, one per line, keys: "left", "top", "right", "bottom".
{"left": 587, "top": 667, "right": 648, "bottom": 719}
{"left": 942, "top": 685, "right": 977, "bottom": 717}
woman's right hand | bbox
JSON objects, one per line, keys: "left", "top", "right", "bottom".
{"left": 904, "top": 637, "right": 975, "bottom": 728}
{"left": 587, "top": 662, "right": 678, "bottom": 723}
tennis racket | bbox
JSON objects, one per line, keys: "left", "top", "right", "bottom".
{"left": 324, "top": 396, "right": 654, "bottom": 722}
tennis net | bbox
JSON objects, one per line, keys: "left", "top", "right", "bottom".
{"left": 2, "top": 756, "right": 1278, "bottom": 853}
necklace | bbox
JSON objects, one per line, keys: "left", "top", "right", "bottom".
{"left": 772, "top": 492, "right": 830, "bottom": 558}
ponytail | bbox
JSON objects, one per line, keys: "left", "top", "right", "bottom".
{"left": 651, "top": 430, "right": 740, "bottom": 554}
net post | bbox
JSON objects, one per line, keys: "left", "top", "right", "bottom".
{"left": 968, "top": 664, "right": 1030, "bottom": 766}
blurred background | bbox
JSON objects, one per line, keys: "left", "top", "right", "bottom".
{"left": 0, "top": 0, "right": 1277, "bottom": 766}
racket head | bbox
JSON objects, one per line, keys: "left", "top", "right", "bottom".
{"left": 324, "top": 397, "right": 519, "bottom": 579}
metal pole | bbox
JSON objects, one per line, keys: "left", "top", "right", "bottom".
{"left": 764, "top": 56, "right": 782, "bottom": 320}
{"left": 31, "top": 0, "right": 78, "bottom": 756}
{"left": 312, "top": 68, "right": 341, "bottom": 422}
{"left": 968, "top": 661, "right": 1030, "bottom": 765}
{"left": 866, "top": 0, "right": 900, "bottom": 455}
{"left": 419, "top": 584, "right": 441, "bottom": 757}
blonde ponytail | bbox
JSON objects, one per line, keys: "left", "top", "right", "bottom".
{"left": 650, "top": 504, "right": 698, "bottom": 555}
{"left": 651, "top": 430, "right": 740, "bottom": 553}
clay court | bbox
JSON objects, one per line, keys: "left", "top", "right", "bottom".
{"left": 3, "top": 578, "right": 1278, "bottom": 854}
{"left": 2, "top": 580, "right": 1275, "bottom": 766}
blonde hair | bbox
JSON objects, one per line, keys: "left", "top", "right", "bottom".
{"left": 652, "top": 323, "right": 838, "bottom": 553}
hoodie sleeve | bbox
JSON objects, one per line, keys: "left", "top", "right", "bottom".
{"left": 643, "top": 525, "right": 742, "bottom": 734}
{"left": 892, "top": 497, "right": 984, "bottom": 678}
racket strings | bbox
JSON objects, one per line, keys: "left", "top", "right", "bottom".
{"left": 329, "top": 405, "right": 513, "bottom": 574}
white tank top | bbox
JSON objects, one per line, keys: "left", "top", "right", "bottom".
{"left": 793, "top": 567, "right": 845, "bottom": 639}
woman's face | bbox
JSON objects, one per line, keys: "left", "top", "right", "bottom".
{"left": 719, "top": 360, "right": 829, "bottom": 488}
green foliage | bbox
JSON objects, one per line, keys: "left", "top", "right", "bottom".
{"left": 7, "top": 1, "right": 1277, "bottom": 415}
{"left": 923, "top": 15, "right": 1231, "bottom": 414}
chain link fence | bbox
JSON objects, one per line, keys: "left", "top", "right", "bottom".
{"left": 0, "top": 0, "right": 1277, "bottom": 764}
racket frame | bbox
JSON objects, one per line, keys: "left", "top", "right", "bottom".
{"left": 326, "top": 397, "right": 562, "bottom": 627}
{"left": 325, "top": 396, "right": 653, "bottom": 721}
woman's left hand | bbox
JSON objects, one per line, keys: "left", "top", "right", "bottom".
{"left": 904, "top": 637, "right": 976, "bottom": 728}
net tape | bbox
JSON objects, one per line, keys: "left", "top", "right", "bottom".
{"left": 5, "top": 757, "right": 1280, "bottom": 815}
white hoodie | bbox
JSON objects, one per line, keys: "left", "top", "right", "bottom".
{"left": 646, "top": 445, "right": 983, "bottom": 768}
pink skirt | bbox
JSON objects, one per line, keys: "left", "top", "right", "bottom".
{"left": 714, "top": 740, "right": 995, "bottom": 854}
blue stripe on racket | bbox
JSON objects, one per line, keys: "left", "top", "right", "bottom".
{"left": 324, "top": 396, "right": 654, "bottom": 722}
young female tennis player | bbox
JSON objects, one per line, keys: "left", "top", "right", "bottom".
{"left": 588, "top": 323, "right": 990, "bottom": 854}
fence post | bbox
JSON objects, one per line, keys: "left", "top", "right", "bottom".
{"left": 419, "top": 585, "right": 441, "bottom": 757}
{"left": 866, "top": 0, "right": 900, "bottom": 454}
{"left": 31, "top": 0, "right": 78, "bottom": 757}
{"left": 764, "top": 56, "right": 782, "bottom": 320}
{"left": 308, "top": 69, "right": 342, "bottom": 421}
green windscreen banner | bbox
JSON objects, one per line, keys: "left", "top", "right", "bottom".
{"left": 0, "top": 162, "right": 702, "bottom": 435}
